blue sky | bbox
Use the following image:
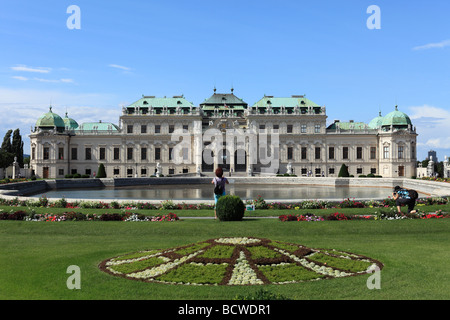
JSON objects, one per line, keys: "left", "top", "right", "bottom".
{"left": 1, "top": 0, "right": 450, "bottom": 161}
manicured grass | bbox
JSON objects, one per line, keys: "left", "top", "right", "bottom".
{"left": 1, "top": 217, "right": 450, "bottom": 300}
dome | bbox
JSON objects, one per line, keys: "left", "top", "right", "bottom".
{"left": 63, "top": 112, "right": 79, "bottom": 129}
{"left": 35, "top": 107, "right": 65, "bottom": 129}
{"left": 368, "top": 111, "right": 384, "bottom": 129}
{"left": 381, "top": 106, "right": 412, "bottom": 128}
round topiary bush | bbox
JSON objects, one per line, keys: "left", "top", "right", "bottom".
{"left": 216, "top": 195, "right": 245, "bottom": 221}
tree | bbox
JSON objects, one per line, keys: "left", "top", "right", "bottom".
{"left": 0, "top": 150, "right": 14, "bottom": 179}
{"left": 11, "top": 129, "right": 24, "bottom": 167}
{"left": 96, "top": 163, "right": 106, "bottom": 178}
{"left": 338, "top": 164, "right": 350, "bottom": 177}
{"left": 1, "top": 130, "right": 12, "bottom": 153}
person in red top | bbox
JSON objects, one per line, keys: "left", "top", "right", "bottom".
{"left": 211, "top": 167, "right": 229, "bottom": 219}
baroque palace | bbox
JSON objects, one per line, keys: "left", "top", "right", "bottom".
{"left": 29, "top": 89, "right": 418, "bottom": 179}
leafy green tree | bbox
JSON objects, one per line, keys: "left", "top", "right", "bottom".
{"left": 338, "top": 164, "right": 350, "bottom": 177}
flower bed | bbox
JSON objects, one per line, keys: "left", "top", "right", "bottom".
{"left": 1, "top": 195, "right": 448, "bottom": 211}
{"left": 278, "top": 210, "right": 450, "bottom": 222}
{"left": 0, "top": 209, "right": 179, "bottom": 222}
{"left": 99, "top": 237, "right": 384, "bottom": 286}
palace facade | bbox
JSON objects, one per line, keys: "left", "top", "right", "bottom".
{"left": 29, "top": 90, "right": 418, "bottom": 179}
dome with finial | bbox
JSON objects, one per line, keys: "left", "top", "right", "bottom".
{"left": 35, "top": 106, "right": 65, "bottom": 129}
{"left": 368, "top": 111, "right": 384, "bottom": 129}
{"left": 381, "top": 105, "right": 412, "bottom": 128}
{"left": 63, "top": 111, "right": 79, "bottom": 129}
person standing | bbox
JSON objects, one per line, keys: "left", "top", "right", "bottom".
{"left": 392, "top": 185, "right": 417, "bottom": 215}
{"left": 212, "top": 167, "right": 229, "bottom": 219}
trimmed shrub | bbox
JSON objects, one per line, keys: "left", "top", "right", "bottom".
{"left": 338, "top": 164, "right": 349, "bottom": 177}
{"left": 96, "top": 163, "right": 106, "bottom": 178}
{"left": 216, "top": 195, "right": 245, "bottom": 221}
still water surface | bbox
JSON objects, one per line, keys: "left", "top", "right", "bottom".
{"left": 30, "top": 184, "right": 396, "bottom": 201}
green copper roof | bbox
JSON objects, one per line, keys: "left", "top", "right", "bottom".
{"left": 36, "top": 107, "right": 65, "bottom": 128}
{"left": 368, "top": 111, "right": 383, "bottom": 129}
{"left": 63, "top": 112, "right": 79, "bottom": 129}
{"left": 128, "top": 95, "right": 196, "bottom": 109}
{"left": 252, "top": 95, "right": 320, "bottom": 109}
{"left": 327, "top": 121, "right": 367, "bottom": 130}
{"left": 201, "top": 91, "right": 248, "bottom": 107}
{"left": 76, "top": 122, "right": 120, "bottom": 132}
{"left": 381, "top": 106, "right": 412, "bottom": 127}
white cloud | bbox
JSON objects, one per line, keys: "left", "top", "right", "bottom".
{"left": 0, "top": 87, "right": 121, "bottom": 154}
{"left": 33, "top": 78, "right": 75, "bottom": 83}
{"left": 109, "top": 64, "right": 131, "bottom": 71}
{"left": 409, "top": 105, "right": 450, "bottom": 122}
{"left": 408, "top": 104, "right": 450, "bottom": 158}
{"left": 10, "top": 65, "right": 51, "bottom": 73}
{"left": 413, "top": 39, "right": 450, "bottom": 51}
{"left": 422, "top": 137, "right": 450, "bottom": 149}
{"left": 12, "top": 76, "right": 29, "bottom": 81}
{"left": 11, "top": 76, "right": 74, "bottom": 84}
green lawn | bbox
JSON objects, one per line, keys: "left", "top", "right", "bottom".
{"left": 1, "top": 216, "right": 449, "bottom": 300}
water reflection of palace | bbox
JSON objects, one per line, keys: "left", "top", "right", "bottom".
{"left": 30, "top": 89, "right": 417, "bottom": 179}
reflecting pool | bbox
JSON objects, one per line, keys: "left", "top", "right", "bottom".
{"left": 29, "top": 183, "right": 402, "bottom": 201}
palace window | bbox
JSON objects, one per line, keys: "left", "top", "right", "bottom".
{"left": 314, "top": 125, "right": 321, "bottom": 133}
{"left": 315, "top": 147, "right": 321, "bottom": 160}
{"left": 141, "top": 147, "right": 147, "bottom": 160}
{"left": 383, "top": 146, "right": 389, "bottom": 159}
{"left": 259, "top": 125, "right": 265, "bottom": 133}
{"left": 113, "top": 147, "right": 120, "bottom": 160}
{"left": 155, "top": 148, "right": 161, "bottom": 160}
{"left": 155, "top": 125, "right": 161, "bottom": 134}
{"left": 127, "top": 147, "right": 133, "bottom": 160}
{"left": 370, "top": 147, "right": 376, "bottom": 160}
{"left": 127, "top": 125, "right": 133, "bottom": 134}
{"left": 300, "top": 125, "right": 306, "bottom": 133}
{"left": 398, "top": 146, "right": 404, "bottom": 159}
{"left": 328, "top": 147, "right": 335, "bottom": 160}
{"left": 357, "top": 147, "right": 362, "bottom": 159}
{"left": 71, "top": 148, "right": 78, "bottom": 160}
{"left": 85, "top": 148, "right": 92, "bottom": 160}
{"left": 343, "top": 147, "right": 349, "bottom": 159}
{"left": 141, "top": 125, "right": 147, "bottom": 134}
{"left": 287, "top": 147, "right": 293, "bottom": 160}
{"left": 99, "top": 148, "right": 106, "bottom": 160}
{"left": 287, "top": 125, "right": 293, "bottom": 133}
{"left": 58, "top": 147, "right": 64, "bottom": 160}
{"left": 301, "top": 147, "right": 307, "bottom": 160}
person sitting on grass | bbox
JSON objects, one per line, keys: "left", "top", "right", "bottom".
{"left": 212, "top": 167, "right": 229, "bottom": 219}
{"left": 392, "top": 185, "right": 417, "bottom": 215}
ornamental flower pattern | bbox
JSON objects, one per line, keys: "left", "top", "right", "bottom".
{"left": 99, "top": 237, "right": 383, "bottom": 286}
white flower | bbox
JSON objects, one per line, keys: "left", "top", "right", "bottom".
{"left": 215, "top": 237, "right": 261, "bottom": 245}
{"left": 228, "top": 251, "right": 263, "bottom": 285}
